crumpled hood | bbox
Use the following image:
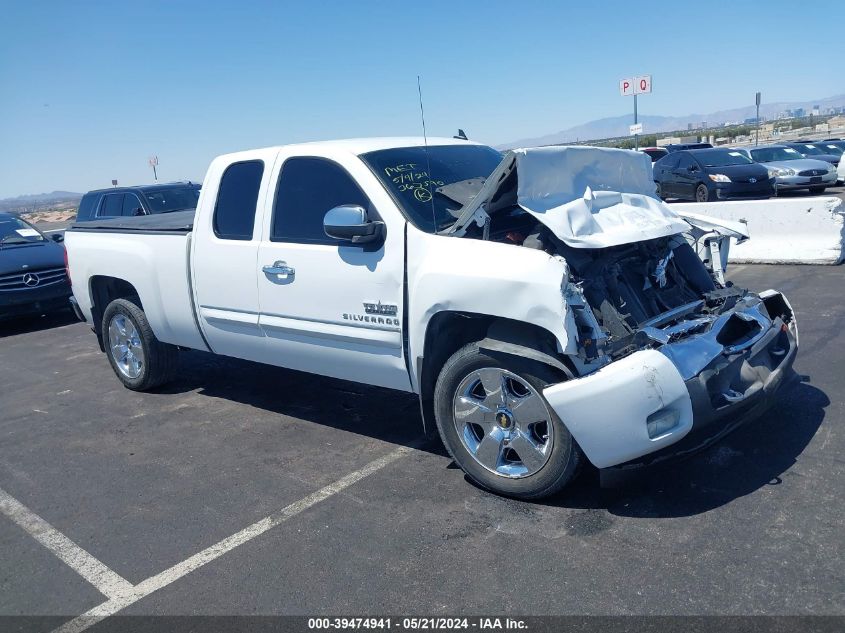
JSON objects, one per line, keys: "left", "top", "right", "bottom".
{"left": 447, "top": 145, "right": 691, "bottom": 248}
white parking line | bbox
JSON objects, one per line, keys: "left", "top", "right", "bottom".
{"left": 52, "top": 444, "right": 412, "bottom": 633}
{"left": 0, "top": 486, "right": 133, "bottom": 599}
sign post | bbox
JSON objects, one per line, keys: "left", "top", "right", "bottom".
{"left": 620, "top": 75, "right": 651, "bottom": 150}
{"left": 148, "top": 156, "right": 159, "bottom": 181}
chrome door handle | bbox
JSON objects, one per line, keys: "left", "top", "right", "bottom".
{"left": 262, "top": 261, "right": 295, "bottom": 277}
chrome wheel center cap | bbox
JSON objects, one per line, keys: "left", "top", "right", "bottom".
{"left": 496, "top": 410, "right": 513, "bottom": 430}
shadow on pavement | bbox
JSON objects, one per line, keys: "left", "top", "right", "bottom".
{"left": 540, "top": 378, "right": 827, "bottom": 518}
{"left": 158, "top": 349, "right": 442, "bottom": 455}
{"left": 159, "top": 349, "right": 826, "bottom": 517}
{"left": 0, "top": 309, "right": 78, "bottom": 339}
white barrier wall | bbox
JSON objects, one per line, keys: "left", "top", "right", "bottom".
{"left": 668, "top": 197, "right": 845, "bottom": 265}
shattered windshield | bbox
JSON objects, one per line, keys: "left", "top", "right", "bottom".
{"left": 361, "top": 144, "right": 503, "bottom": 232}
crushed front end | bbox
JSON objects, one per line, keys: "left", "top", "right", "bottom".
{"left": 542, "top": 234, "right": 798, "bottom": 470}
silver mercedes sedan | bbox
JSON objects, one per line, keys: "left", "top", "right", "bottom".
{"left": 732, "top": 145, "right": 838, "bottom": 193}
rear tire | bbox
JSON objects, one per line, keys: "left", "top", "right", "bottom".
{"left": 695, "top": 184, "right": 710, "bottom": 202}
{"left": 809, "top": 186, "right": 826, "bottom": 194}
{"left": 654, "top": 182, "right": 666, "bottom": 201}
{"left": 433, "top": 343, "right": 582, "bottom": 500}
{"left": 102, "top": 298, "right": 177, "bottom": 391}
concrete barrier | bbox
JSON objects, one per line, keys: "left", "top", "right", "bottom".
{"left": 668, "top": 196, "right": 845, "bottom": 264}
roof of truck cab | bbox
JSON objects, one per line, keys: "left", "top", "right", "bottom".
{"left": 215, "top": 137, "right": 483, "bottom": 162}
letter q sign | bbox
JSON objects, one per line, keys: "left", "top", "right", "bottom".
{"left": 620, "top": 75, "right": 652, "bottom": 96}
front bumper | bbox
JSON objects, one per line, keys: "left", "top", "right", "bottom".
{"left": 775, "top": 173, "right": 837, "bottom": 190}
{"left": 0, "top": 282, "right": 72, "bottom": 320}
{"left": 713, "top": 180, "right": 775, "bottom": 200}
{"left": 543, "top": 291, "right": 798, "bottom": 469}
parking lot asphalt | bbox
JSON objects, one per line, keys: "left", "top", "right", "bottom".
{"left": 0, "top": 264, "right": 843, "bottom": 630}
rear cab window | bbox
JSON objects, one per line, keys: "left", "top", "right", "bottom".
{"left": 213, "top": 161, "right": 264, "bottom": 240}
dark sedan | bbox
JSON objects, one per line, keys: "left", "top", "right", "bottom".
{"left": 781, "top": 142, "right": 840, "bottom": 167}
{"left": 0, "top": 213, "right": 71, "bottom": 321}
{"left": 653, "top": 148, "right": 774, "bottom": 202}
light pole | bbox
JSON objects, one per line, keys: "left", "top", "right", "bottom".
{"left": 755, "top": 92, "right": 761, "bottom": 146}
{"left": 149, "top": 156, "right": 159, "bottom": 181}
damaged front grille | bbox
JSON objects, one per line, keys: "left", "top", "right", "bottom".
{"left": 554, "top": 233, "right": 749, "bottom": 362}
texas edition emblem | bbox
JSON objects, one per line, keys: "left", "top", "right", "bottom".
{"left": 362, "top": 301, "right": 397, "bottom": 316}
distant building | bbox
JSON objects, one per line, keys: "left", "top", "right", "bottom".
{"left": 828, "top": 115, "right": 845, "bottom": 130}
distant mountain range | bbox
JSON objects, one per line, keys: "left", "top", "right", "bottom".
{"left": 500, "top": 93, "right": 845, "bottom": 148}
{"left": 0, "top": 191, "right": 82, "bottom": 214}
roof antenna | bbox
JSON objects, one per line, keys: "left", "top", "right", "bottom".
{"left": 416, "top": 75, "right": 437, "bottom": 233}
{"left": 454, "top": 129, "right": 468, "bottom": 140}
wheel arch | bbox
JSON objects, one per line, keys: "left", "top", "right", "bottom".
{"left": 416, "top": 311, "right": 575, "bottom": 434}
{"left": 89, "top": 276, "right": 142, "bottom": 351}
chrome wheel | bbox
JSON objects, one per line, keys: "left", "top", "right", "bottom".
{"left": 108, "top": 313, "right": 144, "bottom": 379}
{"left": 452, "top": 368, "right": 554, "bottom": 479}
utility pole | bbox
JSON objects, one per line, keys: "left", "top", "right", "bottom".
{"left": 620, "top": 75, "right": 650, "bottom": 150}
{"left": 634, "top": 94, "right": 638, "bottom": 151}
{"left": 755, "top": 92, "right": 761, "bottom": 146}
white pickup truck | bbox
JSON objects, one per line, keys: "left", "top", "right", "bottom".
{"left": 65, "top": 139, "right": 798, "bottom": 499}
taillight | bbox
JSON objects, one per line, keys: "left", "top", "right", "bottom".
{"left": 64, "top": 247, "right": 71, "bottom": 285}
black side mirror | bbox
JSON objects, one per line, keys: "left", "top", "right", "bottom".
{"left": 133, "top": 208, "right": 145, "bottom": 216}
{"left": 51, "top": 233, "right": 64, "bottom": 243}
{"left": 323, "top": 205, "right": 385, "bottom": 244}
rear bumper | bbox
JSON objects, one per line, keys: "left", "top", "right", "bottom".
{"left": 69, "top": 296, "right": 86, "bottom": 322}
{"left": 543, "top": 291, "right": 798, "bottom": 469}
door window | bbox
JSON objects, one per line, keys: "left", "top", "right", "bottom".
{"left": 213, "top": 160, "right": 264, "bottom": 240}
{"left": 121, "top": 193, "right": 144, "bottom": 216}
{"left": 99, "top": 194, "right": 124, "bottom": 217}
{"left": 271, "top": 157, "right": 370, "bottom": 244}
{"left": 677, "top": 154, "right": 695, "bottom": 171}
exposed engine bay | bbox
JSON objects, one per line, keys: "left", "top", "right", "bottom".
{"left": 440, "top": 145, "right": 786, "bottom": 372}
{"left": 470, "top": 211, "right": 757, "bottom": 362}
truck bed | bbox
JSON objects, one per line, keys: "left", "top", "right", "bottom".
{"left": 65, "top": 211, "right": 208, "bottom": 352}
{"left": 69, "top": 209, "right": 195, "bottom": 233}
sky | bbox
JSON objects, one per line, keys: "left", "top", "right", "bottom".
{"left": 0, "top": 0, "right": 840, "bottom": 198}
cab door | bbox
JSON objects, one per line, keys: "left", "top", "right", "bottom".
{"left": 191, "top": 151, "right": 277, "bottom": 360}
{"left": 254, "top": 152, "right": 411, "bottom": 391}
{"left": 674, "top": 153, "right": 698, "bottom": 199}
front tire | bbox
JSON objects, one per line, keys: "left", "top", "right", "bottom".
{"left": 695, "top": 183, "right": 710, "bottom": 202}
{"left": 433, "top": 343, "right": 582, "bottom": 499}
{"left": 102, "top": 298, "right": 177, "bottom": 391}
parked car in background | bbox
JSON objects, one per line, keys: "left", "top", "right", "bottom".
{"left": 732, "top": 145, "right": 838, "bottom": 194}
{"left": 75, "top": 182, "right": 201, "bottom": 222}
{"left": 653, "top": 148, "right": 773, "bottom": 202}
{"left": 781, "top": 142, "right": 840, "bottom": 167}
{"left": 815, "top": 140, "right": 845, "bottom": 156}
{"left": 0, "top": 212, "right": 71, "bottom": 321}
{"left": 640, "top": 147, "right": 669, "bottom": 162}
{"left": 664, "top": 142, "right": 713, "bottom": 153}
